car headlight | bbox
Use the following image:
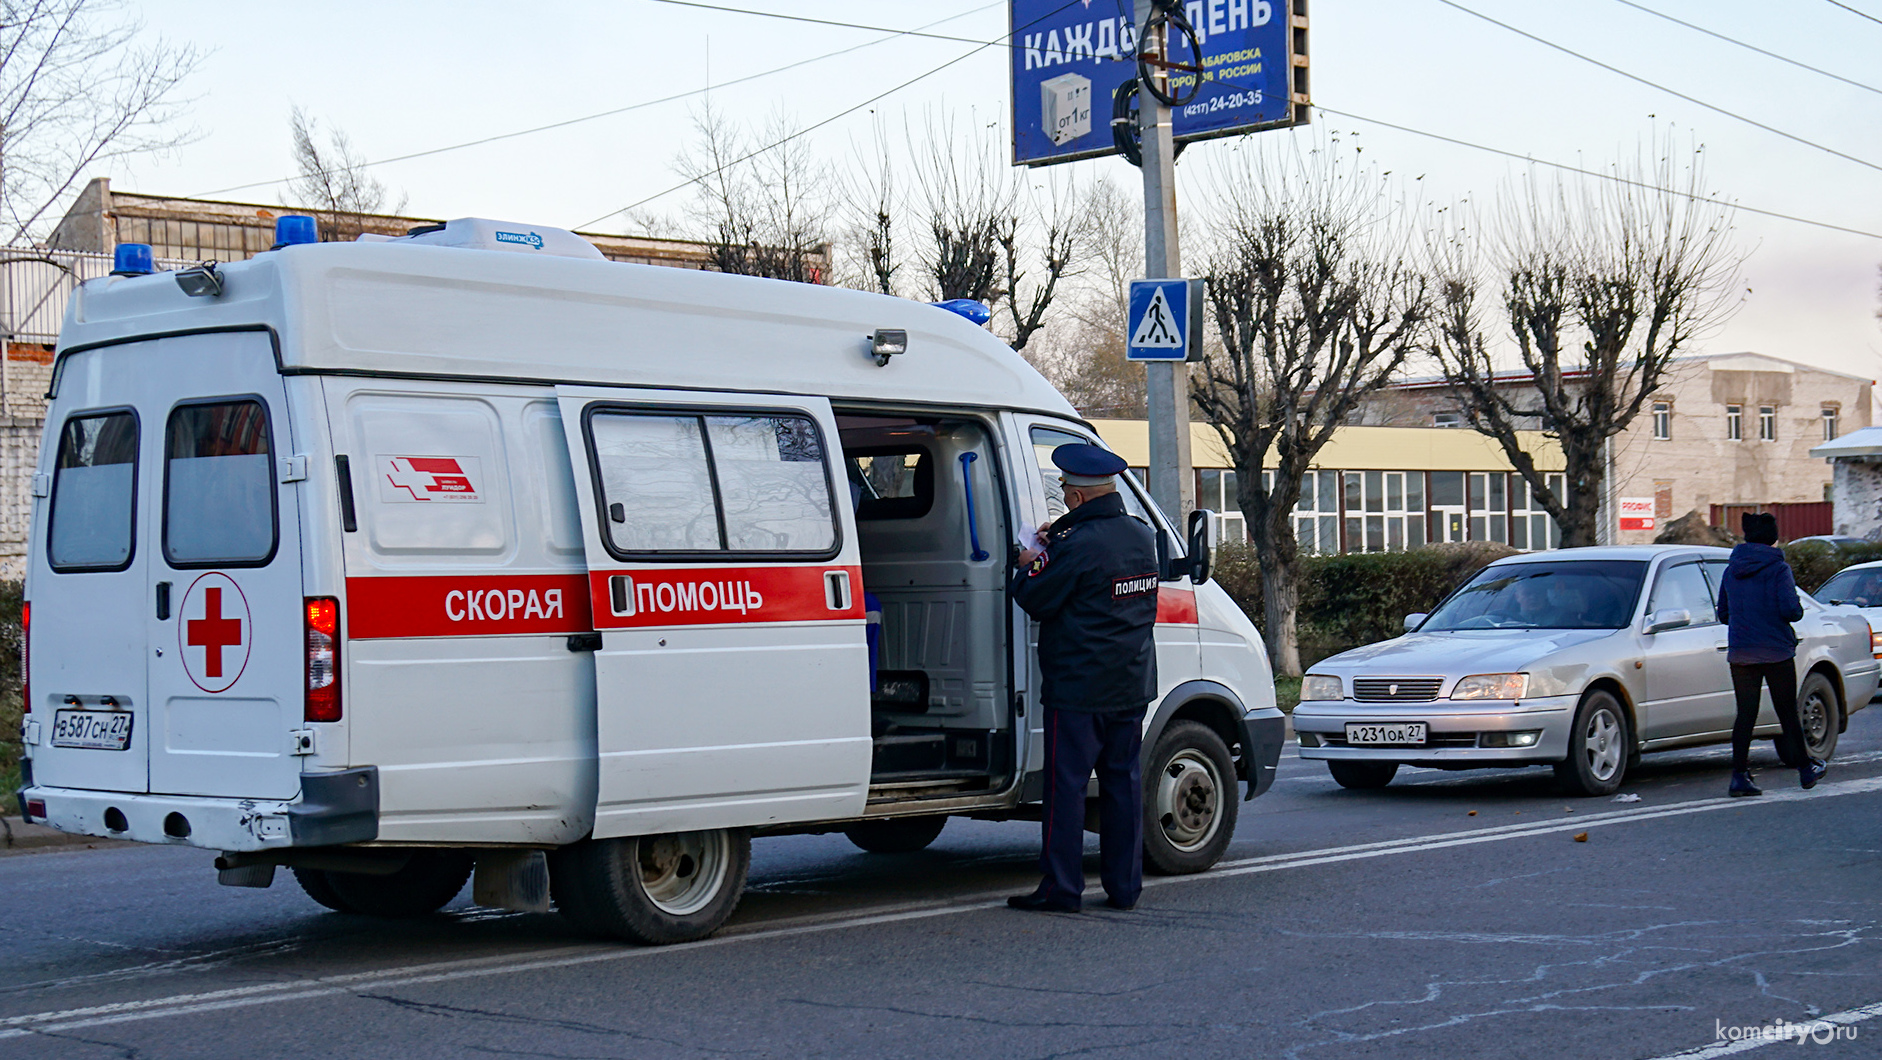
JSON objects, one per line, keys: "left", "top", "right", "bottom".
{"left": 1300, "top": 675, "right": 1343, "bottom": 701}
{"left": 1450, "top": 673, "right": 1529, "bottom": 700}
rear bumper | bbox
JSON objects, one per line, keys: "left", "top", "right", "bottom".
{"left": 1241, "top": 706, "right": 1287, "bottom": 800}
{"left": 21, "top": 767, "right": 378, "bottom": 852}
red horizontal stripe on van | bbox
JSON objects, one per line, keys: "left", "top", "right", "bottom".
{"left": 1157, "top": 587, "right": 1198, "bottom": 625}
{"left": 590, "top": 565, "right": 865, "bottom": 628}
{"left": 346, "top": 574, "right": 594, "bottom": 639}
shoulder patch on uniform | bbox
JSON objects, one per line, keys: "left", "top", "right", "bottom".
{"left": 1113, "top": 573, "right": 1158, "bottom": 598}
{"left": 1027, "top": 551, "right": 1051, "bottom": 577}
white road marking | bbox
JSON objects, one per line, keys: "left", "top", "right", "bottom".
{"left": 1644, "top": 999, "right": 1882, "bottom": 1058}
{"left": 3, "top": 776, "right": 1880, "bottom": 1041}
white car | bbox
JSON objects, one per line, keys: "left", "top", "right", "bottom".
{"left": 1810, "top": 561, "right": 1882, "bottom": 678}
{"left": 1294, "top": 546, "right": 1880, "bottom": 795}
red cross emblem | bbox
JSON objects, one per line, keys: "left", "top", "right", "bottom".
{"left": 178, "top": 573, "right": 252, "bottom": 693}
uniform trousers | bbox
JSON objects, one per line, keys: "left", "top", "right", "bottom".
{"left": 1730, "top": 658, "right": 1807, "bottom": 772}
{"left": 1038, "top": 705, "right": 1146, "bottom": 908}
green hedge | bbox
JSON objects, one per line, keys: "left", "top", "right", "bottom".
{"left": 1783, "top": 541, "right": 1882, "bottom": 595}
{"left": 0, "top": 581, "right": 19, "bottom": 798}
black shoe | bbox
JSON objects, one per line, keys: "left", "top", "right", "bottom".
{"left": 1103, "top": 895, "right": 1138, "bottom": 911}
{"left": 1801, "top": 758, "right": 1827, "bottom": 790}
{"left": 1729, "top": 770, "right": 1762, "bottom": 797}
{"left": 1007, "top": 892, "right": 1080, "bottom": 913}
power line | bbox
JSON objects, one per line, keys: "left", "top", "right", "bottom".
{"left": 1609, "top": 0, "right": 1882, "bottom": 98}
{"left": 185, "top": 2, "right": 1004, "bottom": 201}
{"left": 1309, "top": 103, "right": 1882, "bottom": 241}
{"left": 1433, "top": 0, "right": 1882, "bottom": 175}
{"left": 575, "top": 0, "right": 1086, "bottom": 228}
{"left": 1822, "top": 0, "right": 1882, "bottom": 27}
{"left": 641, "top": 0, "right": 998, "bottom": 47}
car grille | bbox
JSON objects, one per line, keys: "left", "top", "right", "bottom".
{"left": 1351, "top": 677, "right": 1444, "bottom": 702}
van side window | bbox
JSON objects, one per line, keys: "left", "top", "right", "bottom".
{"left": 1029, "top": 425, "right": 1154, "bottom": 527}
{"left": 164, "top": 400, "right": 277, "bottom": 567}
{"left": 847, "top": 447, "right": 934, "bottom": 520}
{"left": 48, "top": 410, "right": 139, "bottom": 571}
{"left": 587, "top": 409, "right": 838, "bottom": 558}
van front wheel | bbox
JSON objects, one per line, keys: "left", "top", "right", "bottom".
{"left": 1142, "top": 721, "right": 1238, "bottom": 875}
{"left": 551, "top": 829, "right": 750, "bottom": 945}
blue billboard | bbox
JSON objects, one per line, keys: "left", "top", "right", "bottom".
{"left": 1010, "top": 0, "right": 1301, "bottom": 166}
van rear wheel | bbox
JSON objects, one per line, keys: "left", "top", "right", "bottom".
{"left": 843, "top": 816, "right": 947, "bottom": 854}
{"left": 550, "top": 829, "right": 750, "bottom": 945}
{"left": 320, "top": 851, "right": 474, "bottom": 918}
{"left": 291, "top": 866, "right": 356, "bottom": 913}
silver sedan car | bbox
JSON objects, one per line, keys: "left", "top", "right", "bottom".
{"left": 1294, "top": 546, "right": 1881, "bottom": 795}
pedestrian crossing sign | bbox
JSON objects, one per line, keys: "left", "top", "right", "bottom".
{"left": 1127, "top": 278, "right": 1204, "bottom": 362}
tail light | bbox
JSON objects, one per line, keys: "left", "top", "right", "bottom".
{"left": 304, "top": 597, "right": 341, "bottom": 722}
{"left": 20, "top": 601, "right": 28, "bottom": 716}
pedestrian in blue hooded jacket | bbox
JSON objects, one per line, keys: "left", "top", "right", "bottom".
{"left": 1713, "top": 512, "right": 1826, "bottom": 796}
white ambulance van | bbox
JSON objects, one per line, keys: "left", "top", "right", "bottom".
{"left": 20, "top": 217, "right": 1282, "bottom": 943}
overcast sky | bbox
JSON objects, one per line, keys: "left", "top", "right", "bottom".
{"left": 122, "top": 0, "right": 1882, "bottom": 380}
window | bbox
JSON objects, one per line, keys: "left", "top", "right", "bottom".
{"left": 1509, "top": 473, "right": 1565, "bottom": 551}
{"left": 1651, "top": 400, "right": 1671, "bottom": 440}
{"left": 847, "top": 448, "right": 933, "bottom": 520}
{"left": 1291, "top": 470, "right": 1340, "bottom": 555}
{"left": 164, "top": 400, "right": 276, "bottom": 567}
{"left": 1422, "top": 560, "right": 1649, "bottom": 631}
{"left": 1342, "top": 471, "right": 1424, "bottom": 552}
{"left": 1758, "top": 405, "right": 1777, "bottom": 442}
{"left": 1197, "top": 467, "right": 1245, "bottom": 543}
{"left": 48, "top": 410, "right": 139, "bottom": 571}
{"left": 1031, "top": 427, "right": 1155, "bottom": 528}
{"left": 1468, "top": 471, "right": 1508, "bottom": 544}
{"left": 588, "top": 410, "right": 837, "bottom": 557}
{"left": 1433, "top": 411, "right": 1462, "bottom": 428}
{"left": 1823, "top": 406, "right": 1840, "bottom": 442}
{"left": 1647, "top": 562, "right": 1716, "bottom": 624}
{"left": 1726, "top": 404, "right": 1742, "bottom": 441}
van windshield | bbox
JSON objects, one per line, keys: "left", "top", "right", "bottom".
{"left": 1421, "top": 560, "right": 1648, "bottom": 631}
{"left": 48, "top": 411, "right": 138, "bottom": 571}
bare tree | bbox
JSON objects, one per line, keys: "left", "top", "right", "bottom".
{"left": 1026, "top": 177, "right": 1146, "bottom": 416}
{"left": 287, "top": 107, "right": 406, "bottom": 243}
{"left": 1430, "top": 146, "right": 1742, "bottom": 547}
{"left": 676, "top": 102, "right": 832, "bottom": 284}
{"left": 1193, "top": 140, "right": 1432, "bottom": 676}
{"left": 0, "top": 0, "right": 201, "bottom": 245}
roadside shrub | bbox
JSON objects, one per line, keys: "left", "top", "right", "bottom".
{"left": 1213, "top": 542, "right": 1516, "bottom": 665}
{"left": 1783, "top": 541, "right": 1882, "bottom": 595}
{"left": 0, "top": 580, "right": 19, "bottom": 797}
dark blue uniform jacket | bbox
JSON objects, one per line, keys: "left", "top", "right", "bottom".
{"left": 1714, "top": 542, "right": 1803, "bottom": 665}
{"left": 1009, "top": 492, "right": 1160, "bottom": 713}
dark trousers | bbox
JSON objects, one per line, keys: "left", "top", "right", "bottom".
{"left": 1730, "top": 659, "right": 1807, "bottom": 772}
{"left": 1038, "top": 706, "right": 1145, "bottom": 908}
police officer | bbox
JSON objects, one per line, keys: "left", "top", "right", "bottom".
{"left": 1007, "top": 444, "right": 1160, "bottom": 913}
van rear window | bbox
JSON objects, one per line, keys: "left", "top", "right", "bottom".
{"left": 586, "top": 409, "right": 837, "bottom": 558}
{"left": 163, "top": 400, "right": 277, "bottom": 567}
{"left": 48, "top": 411, "right": 139, "bottom": 571}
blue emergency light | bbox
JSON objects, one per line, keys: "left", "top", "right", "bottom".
{"left": 110, "top": 243, "right": 153, "bottom": 276}
{"left": 273, "top": 215, "right": 319, "bottom": 248}
{"left": 931, "top": 299, "right": 992, "bottom": 326}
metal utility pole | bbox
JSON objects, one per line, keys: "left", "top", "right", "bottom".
{"left": 1134, "top": 0, "right": 1194, "bottom": 522}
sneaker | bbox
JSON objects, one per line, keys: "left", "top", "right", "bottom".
{"left": 1800, "top": 758, "right": 1828, "bottom": 790}
{"left": 1729, "top": 771, "right": 1762, "bottom": 797}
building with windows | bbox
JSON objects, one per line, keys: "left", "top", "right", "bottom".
{"left": 1091, "top": 420, "right": 1567, "bottom": 554}
{"left": 1350, "top": 352, "right": 1872, "bottom": 543}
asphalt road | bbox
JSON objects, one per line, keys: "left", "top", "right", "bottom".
{"left": 2, "top": 709, "right": 1880, "bottom": 1060}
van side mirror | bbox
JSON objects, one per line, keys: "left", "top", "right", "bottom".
{"left": 1403, "top": 612, "right": 1427, "bottom": 633}
{"left": 1186, "top": 509, "right": 1217, "bottom": 584}
{"left": 1644, "top": 608, "right": 1692, "bottom": 635}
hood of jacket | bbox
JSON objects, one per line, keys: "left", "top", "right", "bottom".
{"left": 1728, "top": 542, "right": 1787, "bottom": 580}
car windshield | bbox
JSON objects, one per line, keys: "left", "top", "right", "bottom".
{"left": 1421, "top": 560, "right": 1649, "bottom": 631}
{"left": 1815, "top": 567, "right": 1882, "bottom": 607}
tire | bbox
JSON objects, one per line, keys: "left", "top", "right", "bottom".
{"left": 1142, "top": 721, "right": 1238, "bottom": 875}
{"left": 1554, "top": 690, "right": 1631, "bottom": 797}
{"left": 320, "top": 851, "right": 474, "bottom": 918}
{"left": 1782, "top": 671, "right": 1841, "bottom": 765}
{"left": 291, "top": 867, "right": 356, "bottom": 913}
{"left": 843, "top": 816, "right": 947, "bottom": 854}
{"left": 1327, "top": 760, "right": 1399, "bottom": 790}
{"left": 550, "top": 829, "right": 750, "bottom": 945}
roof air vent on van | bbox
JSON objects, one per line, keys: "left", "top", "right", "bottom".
{"left": 392, "top": 218, "right": 606, "bottom": 261}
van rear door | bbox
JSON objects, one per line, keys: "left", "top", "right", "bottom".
{"left": 143, "top": 332, "right": 304, "bottom": 800}
{"left": 555, "top": 386, "right": 871, "bottom": 836}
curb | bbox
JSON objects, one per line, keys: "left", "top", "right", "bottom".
{"left": 0, "top": 816, "right": 130, "bottom": 855}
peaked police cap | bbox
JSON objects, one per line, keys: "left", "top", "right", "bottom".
{"left": 1052, "top": 443, "right": 1127, "bottom": 486}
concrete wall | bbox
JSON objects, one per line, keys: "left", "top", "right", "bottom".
{"left": 1831, "top": 460, "right": 1882, "bottom": 541}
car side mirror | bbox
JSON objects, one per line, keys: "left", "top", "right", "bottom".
{"left": 1403, "top": 612, "right": 1427, "bottom": 633}
{"left": 1644, "top": 608, "right": 1692, "bottom": 635}
{"left": 1186, "top": 509, "right": 1217, "bottom": 584}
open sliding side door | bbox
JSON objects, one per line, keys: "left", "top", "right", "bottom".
{"left": 555, "top": 386, "right": 871, "bottom": 838}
